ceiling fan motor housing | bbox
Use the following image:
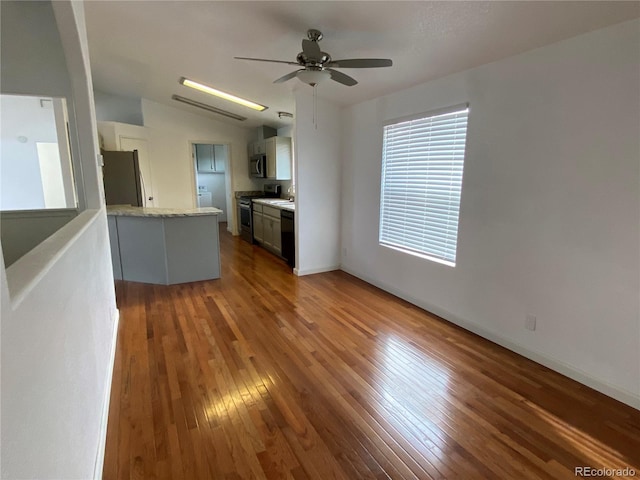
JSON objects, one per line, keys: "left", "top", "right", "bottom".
{"left": 296, "top": 52, "right": 331, "bottom": 67}
{"left": 307, "top": 29, "right": 323, "bottom": 41}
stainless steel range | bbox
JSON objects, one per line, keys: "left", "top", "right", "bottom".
{"left": 238, "top": 196, "right": 255, "bottom": 242}
{"left": 237, "top": 184, "right": 281, "bottom": 243}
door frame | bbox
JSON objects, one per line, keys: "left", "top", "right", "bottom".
{"left": 188, "top": 140, "right": 234, "bottom": 233}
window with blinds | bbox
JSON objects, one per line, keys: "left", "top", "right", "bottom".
{"left": 379, "top": 105, "right": 469, "bottom": 266}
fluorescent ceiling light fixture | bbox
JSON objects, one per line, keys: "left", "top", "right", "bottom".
{"left": 171, "top": 95, "right": 247, "bottom": 121}
{"left": 179, "top": 77, "right": 267, "bottom": 111}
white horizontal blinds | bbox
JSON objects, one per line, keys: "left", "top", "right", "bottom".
{"left": 380, "top": 107, "right": 469, "bottom": 264}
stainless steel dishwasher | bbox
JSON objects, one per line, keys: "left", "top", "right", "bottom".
{"left": 281, "top": 209, "right": 295, "bottom": 268}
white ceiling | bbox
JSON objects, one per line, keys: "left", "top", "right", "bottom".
{"left": 84, "top": 1, "right": 639, "bottom": 128}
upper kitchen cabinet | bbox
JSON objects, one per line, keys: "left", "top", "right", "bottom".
{"left": 195, "top": 143, "right": 225, "bottom": 173}
{"left": 248, "top": 140, "right": 265, "bottom": 157}
{"left": 213, "top": 145, "right": 226, "bottom": 172}
{"left": 265, "top": 137, "right": 292, "bottom": 180}
{"left": 247, "top": 126, "right": 277, "bottom": 158}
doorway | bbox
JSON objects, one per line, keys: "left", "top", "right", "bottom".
{"left": 191, "top": 142, "right": 228, "bottom": 223}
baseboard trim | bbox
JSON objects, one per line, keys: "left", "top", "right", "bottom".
{"left": 93, "top": 307, "right": 120, "bottom": 479}
{"left": 340, "top": 265, "right": 640, "bottom": 410}
{"left": 295, "top": 264, "right": 341, "bottom": 277}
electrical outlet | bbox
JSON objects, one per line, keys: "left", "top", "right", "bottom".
{"left": 525, "top": 314, "right": 537, "bottom": 331}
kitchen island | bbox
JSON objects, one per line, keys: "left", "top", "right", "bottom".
{"left": 107, "top": 205, "right": 222, "bottom": 285}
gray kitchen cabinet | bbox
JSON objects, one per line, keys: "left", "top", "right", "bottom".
{"left": 213, "top": 144, "right": 225, "bottom": 172}
{"left": 270, "top": 216, "right": 282, "bottom": 253}
{"left": 107, "top": 216, "right": 122, "bottom": 280}
{"left": 252, "top": 203, "right": 263, "bottom": 243}
{"left": 107, "top": 209, "right": 221, "bottom": 284}
{"left": 248, "top": 140, "right": 266, "bottom": 157}
{"left": 254, "top": 140, "right": 266, "bottom": 155}
{"left": 196, "top": 144, "right": 224, "bottom": 173}
{"left": 262, "top": 205, "right": 281, "bottom": 254}
{"left": 265, "top": 137, "right": 292, "bottom": 180}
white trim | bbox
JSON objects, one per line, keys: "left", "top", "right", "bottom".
{"left": 93, "top": 307, "right": 120, "bottom": 480}
{"left": 341, "top": 265, "right": 640, "bottom": 410}
{"left": 380, "top": 243, "right": 456, "bottom": 268}
{"left": 383, "top": 101, "right": 469, "bottom": 127}
{"left": 294, "top": 265, "right": 341, "bottom": 277}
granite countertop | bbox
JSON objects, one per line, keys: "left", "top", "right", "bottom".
{"left": 252, "top": 198, "right": 295, "bottom": 212}
{"left": 107, "top": 205, "right": 223, "bottom": 218}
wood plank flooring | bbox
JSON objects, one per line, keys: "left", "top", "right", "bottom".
{"left": 103, "top": 228, "right": 640, "bottom": 479}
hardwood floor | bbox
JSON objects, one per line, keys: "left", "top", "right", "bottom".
{"left": 103, "top": 230, "right": 640, "bottom": 479}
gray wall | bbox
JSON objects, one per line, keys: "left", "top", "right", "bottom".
{"left": 1, "top": 209, "right": 78, "bottom": 266}
{"left": 0, "top": 1, "right": 71, "bottom": 98}
{"left": 0, "top": 0, "right": 86, "bottom": 209}
{"left": 94, "top": 90, "right": 144, "bottom": 126}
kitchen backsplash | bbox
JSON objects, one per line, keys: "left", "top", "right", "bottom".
{"left": 234, "top": 191, "right": 264, "bottom": 198}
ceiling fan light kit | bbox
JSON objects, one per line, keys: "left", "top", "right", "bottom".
{"left": 235, "top": 29, "right": 393, "bottom": 87}
{"left": 179, "top": 77, "right": 268, "bottom": 111}
{"left": 296, "top": 69, "right": 331, "bottom": 87}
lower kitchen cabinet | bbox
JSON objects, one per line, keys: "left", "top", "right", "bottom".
{"left": 262, "top": 205, "right": 281, "bottom": 255}
{"left": 252, "top": 203, "right": 281, "bottom": 256}
{"left": 252, "top": 201, "right": 294, "bottom": 267}
{"left": 252, "top": 204, "right": 263, "bottom": 243}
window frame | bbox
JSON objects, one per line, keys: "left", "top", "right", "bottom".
{"left": 379, "top": 103, "right": 470, "bottom": 267}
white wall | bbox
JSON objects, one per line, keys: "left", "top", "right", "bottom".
{"left": 0, "top": 95, "right": 57, "bottom": 209}
{"left": 340, "top": 19, "right": 640, "bottom": 407}
{"left": 0, "top": 95, "right": 77, "bottom": 211}
{"left": 294, "top": 89, "right": 342, "bottom": 275}
{"left": 0, "top": 1, "right": 119, "bottom": 478}
{"left": 1, "top": 211, "right": 117, "bottom": 479}
{"left": 141, "top": 100, "right": 257, "bottom": 232}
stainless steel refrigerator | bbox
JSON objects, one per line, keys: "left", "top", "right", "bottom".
{"left": 102, "top": 150, "right": 143, "bottom": 206}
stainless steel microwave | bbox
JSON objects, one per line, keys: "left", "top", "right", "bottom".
{"left": 249, "top": 154, "right": 266, "bottom": 178}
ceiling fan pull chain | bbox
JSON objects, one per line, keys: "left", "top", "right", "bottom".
{"left": 313, "top": 85, "right": 318, "bottom": 129}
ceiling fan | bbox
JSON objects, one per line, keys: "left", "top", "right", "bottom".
{"left": 235, "top": 29, "right": 393, "bottom": 87}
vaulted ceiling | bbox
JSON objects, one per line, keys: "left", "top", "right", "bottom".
{"left": 85, "top": 1, "right": 640, "bottom": 128}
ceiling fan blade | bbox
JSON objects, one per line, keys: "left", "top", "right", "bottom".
{"left": 273, "top": 70, "right": 301, "bottom": 84}
{"left": 302, "top": 39, "right": 322, "bottom": 61}
{"left": 325, "top": 58, "right": 393, "bottom": 68}
{"left": 234, "top": 56, "right": 299, "bottom": 66}
{"left": 327, "top": 69, "right": 358, "bottom": 87}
